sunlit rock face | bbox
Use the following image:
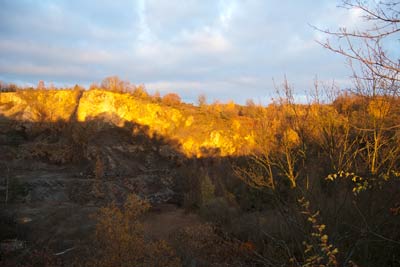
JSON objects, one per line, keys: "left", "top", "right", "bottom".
{"left": 0, "top": 90, "right": 81, "bottom": 121}
{"left": 77, "top": 90, "right": 185, "bottom": 136}
{"left": 0, "top": 89, "right": 256, "bottom": 157}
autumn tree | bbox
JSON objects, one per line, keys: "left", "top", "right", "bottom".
{"left": 89, "top": 82, "right": 99, "bottom": 90}
{"left": 246, "top": 99, "right": 256, "bottom": 107}
{"left": 85, "top": 194, "right": 181, "bottom": 267}
{"left": 153, "top": 90, "right": 161, "bottom": 101}
{"left": 236, "top": 78, "right": 310, "bottom": 188}
{"left": 197, "top": 94, "right": 207, "bottom": 107}
{"left": 319, "top": 0, "right": 400, "bottom": 178}
{"left": 132, "top": 84, "right": 149, "bottom": 98}
{"left": 0, "top": 81, "right": 18, "bottom": 92}
{"left": 162, "top": 93, "right": 181, "bottom": 105}
{"left": 37, "top": 80, "right": 45, "bottom": 90}
{"left": 310, "top": 3, "right": 400, "bottom": 265}
{"left": 101, "top": 76, "right": 127, "bottom": 92}
{"left": 73, "top": 84, "right": 84, "bottom": 91}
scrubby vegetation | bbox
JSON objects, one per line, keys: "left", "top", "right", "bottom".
{"left": 1, "top": 1, "right": 399, "bottom": 266}
{"left": 1, "top": 76, "right": 399, "bottom": 266}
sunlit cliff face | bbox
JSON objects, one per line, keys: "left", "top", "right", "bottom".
{"left": 0, "top": 90, "right": 81, "bottom": 122}
{"left": 0, "top": 89, "right": 256, "bottom": 157}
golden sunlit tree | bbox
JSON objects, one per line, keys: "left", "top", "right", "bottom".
{"left": 101, "top": 76, "right": 126, "bottom": 92}
{"left": 162, "top": 93, "right": 181, "bottom": 105}
{"left": 318, "top": 0, "right": 400, "bottom": 179}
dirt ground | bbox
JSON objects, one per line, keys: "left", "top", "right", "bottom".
{"left": 142, "top": 204, "right": 202, "bottom": 241}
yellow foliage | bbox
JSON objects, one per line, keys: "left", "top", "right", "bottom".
{"left": 198, "top": 130, "right": 237, "bottom": 156}
{"left": 283, "top": 128, "right": 300, "bottom": 147}
{"left": 368, "top": 98, "right": 390, "bottom": 119}
{"left": 226, "top": 100, "right": 236, "bottom": 112}
{"left": 182, "top": 138, "right": 195, "bottom": 155}
{"left": 232, "top": 119, "right": 241, "bottom": 130}
{"left": 185, "top": 116, "right": 194, "bottom": 127}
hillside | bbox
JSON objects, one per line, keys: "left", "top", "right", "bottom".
{"left": 0, "top": 89, "right": 256, "bottom": 157}
{"left": 0, "top": 88, "right": 262, "bottom": 265}
{"left": 1, "top": 88, "right": 400, "bottom": 266}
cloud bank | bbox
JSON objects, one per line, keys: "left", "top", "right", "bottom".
{"left": 0, "top": 0, "right": 373, "bottom": 103}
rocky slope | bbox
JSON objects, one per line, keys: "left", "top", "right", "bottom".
{"left": 0, "top": 117, "right": 186, "bottom": 254}
{"left": 0, "top": 89, "right": 258, "bottom": 261}
{"left": 0, "top": 89, "right": 256, "bottom": 157}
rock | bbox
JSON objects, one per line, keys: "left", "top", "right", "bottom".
{"left": 1, "top": 239, "right": 26, "bottom": 252}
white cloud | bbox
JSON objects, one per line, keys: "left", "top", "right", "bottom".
{"left": 1, "top": 0, "right": 391, "bottom": 103}
{"left": 0, "top": 62, "right": 90, "bottom": 78}
{"left": 0, "top": 40, "right": 116, "bottom": 65}
{"left": 219, "top": 0, "right": 237, "bottom": 29}
{"left": 179, "top": 27, "right": 231, "bottom": 54}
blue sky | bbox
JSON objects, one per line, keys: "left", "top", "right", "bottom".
{"left": 0, "top": 0, "right": 375, "bottom": 103}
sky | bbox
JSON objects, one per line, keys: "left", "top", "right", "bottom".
{"left": 0, "top": 0, "right": 380, "bottom": 104}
